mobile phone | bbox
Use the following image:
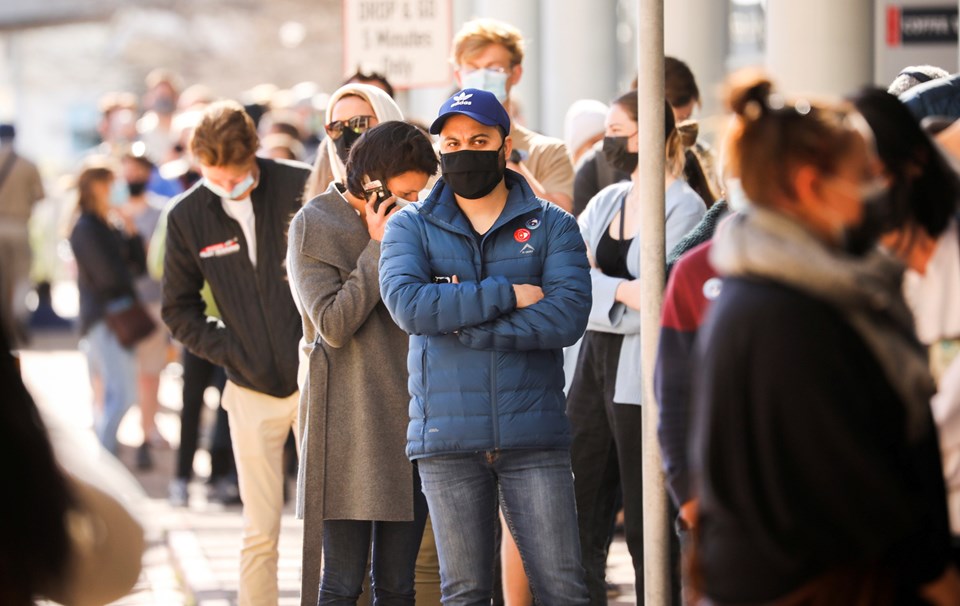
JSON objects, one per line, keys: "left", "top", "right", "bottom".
{"left": 364, "top": 179, "right": 396, "bottom": 213}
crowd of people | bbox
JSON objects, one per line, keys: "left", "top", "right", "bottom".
{"left": 10, "top": 11, "right": 960, "bottom": 606}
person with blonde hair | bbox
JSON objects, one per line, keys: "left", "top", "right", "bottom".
{"left": 451, "top": 18, "right": 575, "bottom": 213}
{"left": 161, "top": 100, "right": 310, "bottom": 605}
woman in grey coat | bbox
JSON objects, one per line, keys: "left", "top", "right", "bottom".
{"left": 287, "top": 121, "right": 436, "bottom": 606}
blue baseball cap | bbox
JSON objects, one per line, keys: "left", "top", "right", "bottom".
{"left": 429, "top": 88, "right": 511, "bottom": 136}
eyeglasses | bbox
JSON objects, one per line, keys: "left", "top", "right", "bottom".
{"left": 458, "top": 65, "right": 511, "bottom": 76}
{"left": 325, "top": 115, "right": 376, "bottom": 140}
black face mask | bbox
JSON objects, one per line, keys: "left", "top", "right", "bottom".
{"left": 127, "top": 180, "right": 149, "bottom": 197}
{"left": 334, "top": 128, "right": 363, "bottom": 165}
{"left": 843, "top": 183, "right": 896, "bottom": 256}
{"left": 180, "top": 170, "right": 201, "bottom": 189}
{"left": 602, "top": 136, "right": 638, "bottom": 174}
{"left": 440, "top": 144, "right": 506, "bottom": 200}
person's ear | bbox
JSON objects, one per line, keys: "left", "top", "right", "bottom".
{"left": 504, "top": 135, "right": 513, "bottom": 160}
{"left": 508, "top": 64, "right": 522, "bottom": 88}
{"left": 792, "top": 165, "right": 820, "bottom": 207}
{"left": 454, "top": 68, "right": 464, "bottom": 88}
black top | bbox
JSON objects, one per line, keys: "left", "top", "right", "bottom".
{"left": 596, "top": 194, "right": 634, "bottom": 279}
{"left": 69, "top": 213, "right": 146, "bottom": 335}
{"left": 691, "top": 277, "right": 950, "bottom": 603}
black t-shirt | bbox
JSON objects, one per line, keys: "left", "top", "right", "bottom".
{"left": 691, "top": 277, "right": 950, "bottom": 603}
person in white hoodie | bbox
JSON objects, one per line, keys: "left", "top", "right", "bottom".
{"left": 302, "top": 83, "right": 404, "bottom": 202}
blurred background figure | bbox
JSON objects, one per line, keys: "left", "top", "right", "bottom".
{"left": 344, "top": 68, "right": 396, "bottom": 98}
{"left": 0, "top": 323, "right": 144, "bottom": 606}
{"left": 564, "top": 99, "right": 608, "bottom": 168}
{"left": 691, "top": 70, "right": 959, "bottom": 604}
{"left": 888, "top": 65, "right": 950, "bottom": 97}
{"left": 137, "top": 68, "right": 183, "bottom": 165}
{"left": 900, "top": 71, "right": 960, "bottom": 121}
{"left": 95, "top": 92, "right": 139, "bottom": 157}
{"left": 69, "top": 160, "right": 147, "bottom": 457}
{"left": 119, "top": 150, "right": 170, "bottom": 470}
{"left": 0, "top": 123, "right": 45, "bottom": 348}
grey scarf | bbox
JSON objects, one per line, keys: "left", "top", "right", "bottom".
{"left": 710, "top": 208, "right": 935, "bottom": 441}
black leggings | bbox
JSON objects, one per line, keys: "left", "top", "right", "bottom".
{"left": 567, "top": 330, "right": 680, "bottom": 604}
{"left": 175, "top": 348, "right": 235, "bottom": 481}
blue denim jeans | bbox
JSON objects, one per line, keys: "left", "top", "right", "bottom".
{"left": 418, "top": 449, "right": 589, "bottom": 606}
{"left": 82, "top": 321, "right": 138, "bottom": 454}
{"left": 319, "top": 472, "right": 429, "bottom": 605}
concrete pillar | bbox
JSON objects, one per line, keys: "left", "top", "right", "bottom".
{"left": 663, "top": 0, "right": 727, "bottom": 116}
{"left": 471, "top": 0, "right": 542, "bottom": 131}
{"left": 540, "top": 0, "right": 619, "bottom": 138}
{"left": 766, "top": 0, "right": 873, "bottom": 95}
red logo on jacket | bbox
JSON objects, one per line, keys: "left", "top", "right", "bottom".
{"left": 514, "top": 228, "right": 531, "bottom": 243}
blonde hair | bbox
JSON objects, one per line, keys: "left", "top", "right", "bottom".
{"left": 452, "top": 18, "right": 524, "bottom": 67}
{"left": 189, "top": 100, "right": 259, "bottom": 167}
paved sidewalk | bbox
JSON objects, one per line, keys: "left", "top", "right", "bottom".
{"left": 20, "top": 328, "right": 636, "bottom": 605}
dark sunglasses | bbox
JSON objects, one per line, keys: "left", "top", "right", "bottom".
{"left": 325, "top": 115, "right": 376, "bottom": 140}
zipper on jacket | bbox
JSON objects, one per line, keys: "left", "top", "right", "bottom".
{"left": 490, "top": 350, "right": 499, "bottom": 449}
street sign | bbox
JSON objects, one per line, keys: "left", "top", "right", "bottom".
{"left": 887, "top": 5, "right": 959, "bottom": 46}
{"left": 342, "top": 0, "right": 453, "bottom": 90}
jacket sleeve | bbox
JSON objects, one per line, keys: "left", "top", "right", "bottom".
{"left": 160, "top": 210, "right": 236, "bottom": 368}
{"left": 287, "top": 210, "right": 382, "bottom": 348}
{"left": 457, "top": 210, "right": 591, "bottom": 351}
{"left": 379, "top": 209, "right": 518, "bottom": 336}
{"left": 69, "top": 219, "right": 137, "bottom": 302}
{"left": 654, "top": 260, "right": 700, "bottom": 507}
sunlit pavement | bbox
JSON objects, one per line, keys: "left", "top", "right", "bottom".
{"left": 19, "top": 283, "right": 636, "bottom": 605}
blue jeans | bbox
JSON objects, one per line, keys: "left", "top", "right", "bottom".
{"left": 418, "top": 450, "right": 589, "bottom": 606}
{"left": 82, "top": 321, "right": 138, "bottom": 454}
{"left": 319, "top": 472, "right": 429, "bottom": 605}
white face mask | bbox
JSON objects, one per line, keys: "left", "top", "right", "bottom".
{"left": 204, "top": 172, "right": 255, "bottom": 200}
{"left": 461, "top": 68, "right": 509, "bottom": 103}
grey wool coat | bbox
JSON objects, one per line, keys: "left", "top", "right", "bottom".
{"left": 287, "top": 183, "right": 414, "bottom": 606}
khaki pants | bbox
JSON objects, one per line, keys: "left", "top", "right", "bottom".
{"left": 222, "top": 381, "right": 299, "bottom": 606}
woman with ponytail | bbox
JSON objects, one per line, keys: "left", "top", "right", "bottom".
{"left": 689, "top": 70, "right": 959, "bottom": 604}
{"left": 566, "top": 91, "right": 706, "bottom": 603}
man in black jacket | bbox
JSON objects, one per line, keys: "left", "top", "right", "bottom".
{"left": 161, "top": 100, "right": 308, "bottom": 606}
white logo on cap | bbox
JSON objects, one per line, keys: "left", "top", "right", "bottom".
{"left": 451, "top": 92, "right": 473, "bottom": 107}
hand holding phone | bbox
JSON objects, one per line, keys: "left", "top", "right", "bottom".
{"left": 364, "top": 179, "right": 396, "bottom": 214}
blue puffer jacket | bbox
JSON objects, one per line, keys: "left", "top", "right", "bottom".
{"left": 379, "top": 170, "right": 592, "bottom": 459}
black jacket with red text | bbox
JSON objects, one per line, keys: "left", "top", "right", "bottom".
{"left": 161, "top": 157, "right": 309, "bottom": 397}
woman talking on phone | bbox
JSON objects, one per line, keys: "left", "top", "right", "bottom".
{"left": 287, "top": 120, "right": 437, "bottom": 606}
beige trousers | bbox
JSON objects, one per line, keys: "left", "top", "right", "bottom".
{"left": 221, "top": 381, "right": 299, "bottom": 606}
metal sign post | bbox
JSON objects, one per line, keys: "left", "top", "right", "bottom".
{"left": 637, "top": 0, "right": 670, "bottom": 604}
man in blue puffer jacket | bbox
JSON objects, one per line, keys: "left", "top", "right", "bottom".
{"left": 380, "top": 88, "right": 592, "bottom": 604}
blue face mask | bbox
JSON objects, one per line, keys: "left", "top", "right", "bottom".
{"left": 461, "top": 68, "right": 509, "bottom": 103}
{"left": 204, "top": 172, "right": 255, "bottom": 200}
{"left": 110, "top": 179, "right": 129, "bottom": 207}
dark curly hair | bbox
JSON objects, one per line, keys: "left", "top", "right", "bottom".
{"left": 345, "top": 121, "right": 438, "bottom": 199}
